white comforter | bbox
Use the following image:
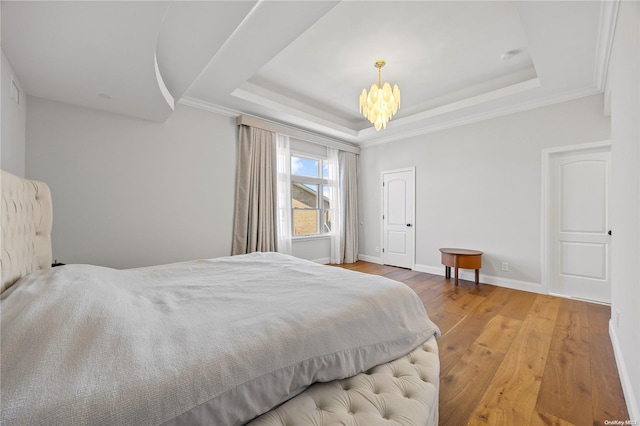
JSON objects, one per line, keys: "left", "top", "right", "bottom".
{"left": 1, "top": 252, "right": 439, "bottom": 426}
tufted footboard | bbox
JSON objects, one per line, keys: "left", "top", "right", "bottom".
{"left": 249, "top": 336, "right": 439, "bottom": 426}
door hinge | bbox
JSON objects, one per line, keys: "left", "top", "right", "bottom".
{"left": 382, "top": 182, "right": 385, "bottom": 186}
{"left": 382, "top": 248, "right": 385, "bottom": 253}
{"left": 382, "top": 215, "right": 385, "bottom": 220}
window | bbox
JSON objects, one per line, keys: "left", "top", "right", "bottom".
{"left": 291, "top": 154, "right": 331, "bottom": 236}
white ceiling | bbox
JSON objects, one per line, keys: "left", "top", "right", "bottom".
{"left": 1, "top": 1, "right": 618, "bottom": 146}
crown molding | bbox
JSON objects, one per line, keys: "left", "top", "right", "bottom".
{"left": 355, "top": 78, "right": 540, "bottom": 140}
{"left": 178, "top": 96, "right": 241, "bottom": 118}
{"left": 232, "top": 82, "right": 359, "bottom": 136}
{"left": 182, "top": 85, "right": 602, "bottom": 150}
{"left": 594, "top": 0, "right": 621, "bottom": 90}
{"left": 359, "top": 87, "right": 602, "bottom": 149}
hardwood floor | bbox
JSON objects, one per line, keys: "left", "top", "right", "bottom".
{"left": 336, "top": 261, "right": 629, "bottom": 426}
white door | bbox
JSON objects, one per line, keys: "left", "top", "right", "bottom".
{"left": 382, "top": 169, "right": 415, "bottom": 269}
{"left": 549, "top": 149, "right": 611, "bottom": 303}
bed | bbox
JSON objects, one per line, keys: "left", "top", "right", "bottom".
{"left": 0, "top": 169, "right": 440, "bottom": 425}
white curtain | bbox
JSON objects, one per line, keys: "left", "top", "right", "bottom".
{"left": 276, "top": 134, "right": 292, "bottom": 255}
{"left": 327, "top": 147, "right": 343, "bottom": 264}
{"left": 329, "top": 149, "right": 359, "bottom": 264}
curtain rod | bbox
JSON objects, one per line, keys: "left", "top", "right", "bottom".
{"left": 236, "top": 115, "right": 360, "bottom": 154}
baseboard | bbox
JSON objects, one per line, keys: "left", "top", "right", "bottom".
{"left": 609, "top": 320, "right": 640, "bottom": 422}
{"left": 414, "top": 263, "right": 543, "bottom": 294}
{"left": 356, "top": 258, "right": 544, "bottom": 294}
{"left": 357, "top": 254, "right": 382, "bottom": 264}
{"left": 413, "top": 264, "right": 443, "bottom": 275}
{"left": 311, "top": 257, "right": 330, "bottom": 265}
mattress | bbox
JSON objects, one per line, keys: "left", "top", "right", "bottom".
{"left": 1, "top": 252, "right": 439, "bottom": 425}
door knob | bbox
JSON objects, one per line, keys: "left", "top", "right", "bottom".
{"left": 406, "top": 224, "right": 412, "bottom": 227}
{"left": 608, "top": 230, "right": 612, "bottom": 235}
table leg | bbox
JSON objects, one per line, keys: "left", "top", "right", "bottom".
{"left": 475, "top": 269, "right": 479, "bottom": 285}
{"left": 454, "top": 255, "right": 459, "bottom": 286}
{"left": 445, "top": 266, "right": 450, "bottom": 279}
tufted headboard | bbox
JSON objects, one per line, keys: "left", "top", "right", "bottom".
{"left": 1, "top": 170, "right": 53, "bottom": 294}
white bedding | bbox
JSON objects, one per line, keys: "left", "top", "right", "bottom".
{"left": 1, "top": 252, "right": 439, "bottom": 425}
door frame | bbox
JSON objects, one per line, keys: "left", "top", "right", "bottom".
{"left": 541, "top": 140, "right": 612, "bottom": 299}
{"left": 380, "top": 167, "right": 416, "bottom": 269}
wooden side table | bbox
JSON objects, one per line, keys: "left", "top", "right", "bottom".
{"left": 439, "top": 248, "right": 483, "bottom": 286}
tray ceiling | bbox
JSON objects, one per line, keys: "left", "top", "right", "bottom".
{"left": 1, "top": 1, "right": 617, "bottom": 146}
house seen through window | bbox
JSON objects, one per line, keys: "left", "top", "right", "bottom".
{"left": 291, "top": 154, "right": 331, "bottom": 236}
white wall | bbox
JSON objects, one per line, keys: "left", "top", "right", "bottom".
{"left": 1, "top": 50, "right": 26, "bottom": 176}
{"left": 26, "top": 98, "right": 237, "bottom": 268}
{"left": 609, "top": 1, "right": 640, "bottom": 420}
{"left": 25, "top": 97, "right": 331, "bottom": 267}
{"left": 358, "top": 94, "right": 610, "bottom": 292}
{"left": 293, "top": 236, "right": 331, "bottom": 264}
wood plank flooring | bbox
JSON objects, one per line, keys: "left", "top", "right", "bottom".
{"left": 336, "top": 261, "right": 628, "bottom": 426}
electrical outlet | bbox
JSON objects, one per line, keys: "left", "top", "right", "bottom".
{"left": 375, "top": 246, "right": 379, "bottom": 253}
{"left": 501, "top": 262, "right": 509, "bottom": 272}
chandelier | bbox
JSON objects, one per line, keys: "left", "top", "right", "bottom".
{"left": 359, "top": 59, "right": 401, "bottom": 131}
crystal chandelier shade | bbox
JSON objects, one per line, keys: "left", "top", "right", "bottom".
{"left": 359, "top": 60, "right": 401, "bottom": 131}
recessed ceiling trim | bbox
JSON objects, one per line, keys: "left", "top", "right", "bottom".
{"left": 358, "top": 77, "right": 541, "bottom": 137}
{"left": 154, "top": 53, "right": 175, "bottom": 112}
{"left": 236, "top": 81, "right": 358, "bottom": 130}
{"left": 403, "top": 68, "right": 538, "bottom": 116}
{"left": 232, "top": 86, "right": 359, "bottom": 137}
{"left": 361, "top": 86, "right": 603, "bottom": 148}
{"left": 178, "top": 96, "right": 241, "bottom": 117}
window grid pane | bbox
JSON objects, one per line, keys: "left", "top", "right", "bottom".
{"left": 291, "top": 156, "right": 320, "bottom": 178}
{"left": 292, "top": 183, "right": 319, "bottom": 209}
{"left": 293, "top": 209, "right": 319, "bottom": 236}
